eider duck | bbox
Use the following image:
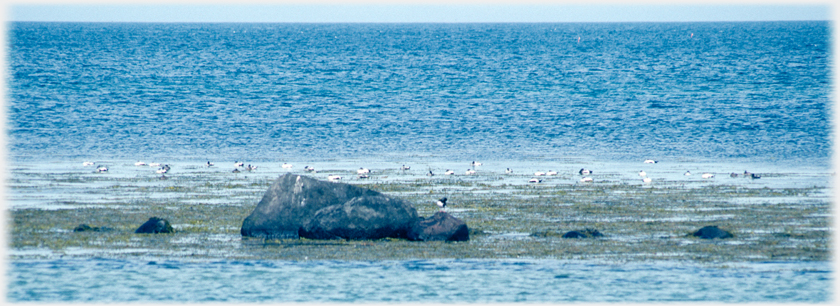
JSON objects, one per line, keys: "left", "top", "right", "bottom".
{"left": 505, "top": 168, "right": 513, "bottom": 174}
{"left": 702, "top": 173, "right": 715, "bottom": 179}
{"left": 579, "top": 168, "right": 592, "bottom": 175}
{"left": 327, "top": 175, "right": 341, "bottom": 181}
{"left": 281, "top": 163, "right": 293, "bottom": 169}
{"left": 580, "top": 177, "right": 593, "bottom": 183}
{"left": 445, "top": 169, "right": 455, "bottom": 175}
{"left": 638, "top": 170, "right": 647, "bottom": 177}
{"left": 529, "top": 178, "right": 543, "bottom": 183}
{"left": 135, "top": 161, "right": 147, "bottom": 166}
{"left": 357, "top": 168, "right": 371, "bottom": 174}
{"left": 465, "top": 169, "right": 476, "bottom": 175}
{"left": 644, "top": 159, "right": 658, "bottom": 164}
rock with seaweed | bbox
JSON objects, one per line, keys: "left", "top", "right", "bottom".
{"left": 241, "top": 174, "right": 403, "bottom": 239}
{"left": 299, "top": 195, "right": 419, "bottom": 240}
{"left": 135, "top": 217, "right": 174, "bottom": 234}
{"left": 692, "top": 225, "right": 733, "bottom": 239}
{"left": 408, "top": 211, "right": 469, "bottom": 241}
{"left": 562, "top": 228, "right": 604, "bottom": 239}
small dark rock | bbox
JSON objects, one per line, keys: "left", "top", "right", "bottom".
{"left": 530, "top": 230, "right": 562, "bottom": 238}
{"left": 562, "top": 231, "right": 587, "bottom": 238}
{"left": 562, "top": 228, "right": 604, "bottom": 239}
{"left": 135, "top": 217, "right": 174, "bottom": 234}
{"left": 692, "top": 225, "right": 733, "bottom": 239}
{"left": 408, "top": 211, "right": 469, "bottom": 242}
{"left": 74, "top": 224, "right": 112, "bottom": 232}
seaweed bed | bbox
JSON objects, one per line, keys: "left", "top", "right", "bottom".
{"left": 7, "top": 161, "right": 832, "bottom": 263}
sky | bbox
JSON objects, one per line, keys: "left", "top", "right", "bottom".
{"left": 3, "top": 2, "right": 833, "bottom": 23}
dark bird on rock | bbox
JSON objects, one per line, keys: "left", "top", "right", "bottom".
{"left": 436, "top": 197, "right": 448, "bottom": 210}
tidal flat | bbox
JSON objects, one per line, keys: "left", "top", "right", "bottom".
{"left": 7, "top": 159, "right": 832, "bottom": 263}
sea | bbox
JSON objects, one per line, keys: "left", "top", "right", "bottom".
{"left": 4, "top": 21, "right": 834, "bottom": 302}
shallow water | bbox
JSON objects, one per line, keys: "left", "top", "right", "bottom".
{"left": 6, "top": 258, "right": 831, "bottom": 303}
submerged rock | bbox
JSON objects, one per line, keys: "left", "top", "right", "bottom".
{"left": 408, "top": 211, "right": 469, "bottom": 242}
{"left": 692, "top": 225, "right": 733, "bottom": 239}
{"left": 299, "top": 195, "right": 418, "bottom": 240}
{"left": 562, "top": 228, "right": 604, "bottom": 239}
{"left": 135, "top": 217, "right": 174, "bottom": 234}
{"left": 73, "top": 224, "right": 112, "bottom": 232}
{"left": 241, "top": 174, "right": 411, "bottom": 239}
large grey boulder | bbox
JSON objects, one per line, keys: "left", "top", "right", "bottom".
{"left": 408, "top": 211, "right": 469, "bottom": 242}
{"left": 299, "top": 195, "right": 419, "bottom": 240}
{"left": 241, "top": 174, "right": 404, "bottom": 239}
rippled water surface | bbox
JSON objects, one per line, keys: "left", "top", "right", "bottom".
{"left": 7, "top": 259, "right": 831, "bottom": 303}
{"left": 7, "top": 21, "right": 831, "bottom": 164}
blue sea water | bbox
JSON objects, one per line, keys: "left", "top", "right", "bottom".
{"left": 5, "top": 21, "right": 834, "bottom": 302}
{"left": 6, "top": 21, "right": 832, "bottom": 164}
{"left": 6, "top": 259, "right": 833, "bottom": 303}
